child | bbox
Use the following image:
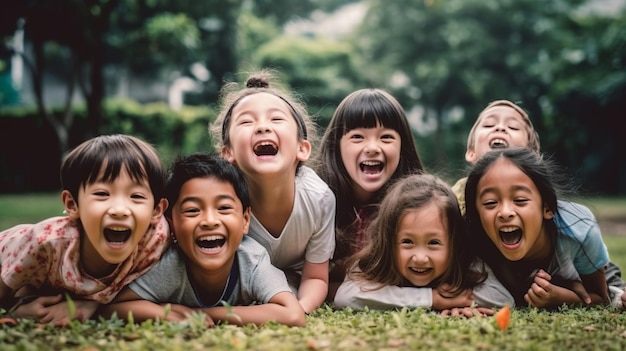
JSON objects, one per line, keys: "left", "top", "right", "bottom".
{"left": 104, "top": 153, "right": 305, "bottom": 326}
{"left": 209, "top": 70, "right": 336, "bottom": 313}
{"left": 452, "top": 99, "right": 540, "bottom": 215}
{"left": 314, "top": 88, "right": 425, "bottom": 302}
{"left": 465, "top": 147, "right": 614, "bottom": 308}
{"left": 334, "top": 174, "right": 505, "bottom": 315}
{"left": 0, "top": 134, "right": 169, "bottom": 325}
{"left": 454, "top": 99, "right": 625, "bottom": 306}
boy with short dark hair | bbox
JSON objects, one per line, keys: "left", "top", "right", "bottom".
{"left": 104, "top": 152, "right": 305, "bottom": 326}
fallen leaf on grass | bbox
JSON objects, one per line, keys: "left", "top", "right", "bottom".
{"left": 494, "top": 305, "right": 510, "bottom": 330}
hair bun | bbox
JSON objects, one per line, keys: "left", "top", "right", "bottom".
{"left": 245, "top": 76, "right": 269, "bottom": 89}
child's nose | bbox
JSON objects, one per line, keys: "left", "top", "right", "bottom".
{"left": 255, "top": 120, "right": 271, "bottom": 134}
{"left": 364, "top": 140, "right": 381, "bottom": 154}
{"left": 497, "top": 202, "right": 515, "bottom": 219}
{"left": 201, "top": 211, "right": 219, "bottom": 228}
{"left": 108, "top": 203, "right": 130, "bottom": 217}
{"left": 411, "top": 252, "right": 428, "bottom": 263}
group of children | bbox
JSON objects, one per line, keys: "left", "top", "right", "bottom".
{"left": 1, "top": 70, "right": 625, "bottom": 328}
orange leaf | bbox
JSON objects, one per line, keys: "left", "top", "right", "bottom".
{"left": 494, "top": 305, "right": 510, "bottom": 330}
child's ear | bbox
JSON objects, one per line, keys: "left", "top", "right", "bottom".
{"left": 61, "top": 190, "right": 80, "bottom": 220}
{"left": 297, "top": 139, "right": 311, "bottom": 162}
{"left": 465, "top": 148, "right": 478, "bottom": 163}
{"left": 242, "top": 207, "right": 251, "bottom": 235}
{"left": 221, "top": 146, "right": 235, "bottom": 164}
{"left": 543, "top": 204, "right": 554, "bottom": 220}
{"left": 151, "top": 198, "right": 168, "bottom": 226}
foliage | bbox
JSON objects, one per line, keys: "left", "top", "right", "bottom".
{"left": 0, "top": 305, "right": 625, "bottom": 350}
{"left": 356, "top": 0, "right": 626, "bottom": 190}
{"left": 0, "top": 100, "right": 216, "bottom": 193}
{"left": 254, "top": 35, "right": 365, "bottom": 126}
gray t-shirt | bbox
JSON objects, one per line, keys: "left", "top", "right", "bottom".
{"left": 129, "top": 236, "right": 292, "bottom": 307}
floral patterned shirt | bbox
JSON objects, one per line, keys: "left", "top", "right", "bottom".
{"left": 0, "top": 216, "right": 169, "bottom": 303}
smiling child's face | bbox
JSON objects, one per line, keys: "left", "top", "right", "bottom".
{"left": 170, "top": 176, "right": 250, "bottom": 275}
{"left": 466, "top": 105, "right": 531, "bottom": 163}
{"left": 475, "top": 157, "right": 553, "bottom": 261}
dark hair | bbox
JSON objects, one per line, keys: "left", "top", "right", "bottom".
{"left": 346, "top": 174, "right": 485, "bottom": 295}
{"left": 464, "top": 147, "right": 573, "bottom": 303}
{"left": 315, "top": 88, "right": 424, "bottom": 258}
{"left": 209, "top": 69, "right": 317, "bottom": 156}
{"left": 61, "top": 134, "right": 166, "bottom": 207}
{"left": 165, "top": 152, "right": 250, "bottom": 218}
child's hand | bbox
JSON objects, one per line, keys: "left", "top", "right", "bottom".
{"left": 12, "top": 295, "right": 98, "bottom": 326}
{"left": 440, "top": 306, "right": 494, "bottom": 318}
{"left": 432, "top": 285, "right": 473, "bottom": 310}
{"left": 620, "top": 288, "right": 626, "bottom": 310}
{"left": 165, "top": 304, "right": 215, "bottom": 327}
{"left": 10, "top": 295, "right": 63, "bottom": 322}
{"left": 524, "top": 269, "right": 569, "bottom": 308}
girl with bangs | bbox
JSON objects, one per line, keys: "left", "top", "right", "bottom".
{"left": 315, "top": 89, "right": 428, "bottom": 302}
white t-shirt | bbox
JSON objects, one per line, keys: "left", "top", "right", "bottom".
{"left": 247, "top": 166, "right": 336, "bottom": 273}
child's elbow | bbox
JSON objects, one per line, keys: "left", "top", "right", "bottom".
{"left": 286, "top": 310, "right": 306, "bottom": 327}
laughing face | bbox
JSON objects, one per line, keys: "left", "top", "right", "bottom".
{"left": 222, "top": 92, "right": 311, "bottom": 177}
{"left": 466, "top": 105, "right": 531, "bottom": 163}
{"left": 475, "top": 157, "right": 554, "bottom": 261}
{"left": 394, "top": 203, "right": 450, "bottom": 287}
{"left": 339, "top": 124, "right": 401, "bottom": 204}
{"left": 65, "top": 166, "right": 165, "bottom": 276}
{"left": 170, "top": 176, "right": 250, "bottom": 275}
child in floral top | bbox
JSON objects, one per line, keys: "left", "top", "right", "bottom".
{"left": 0, "top": 134, "right": 169, "bottom": 325}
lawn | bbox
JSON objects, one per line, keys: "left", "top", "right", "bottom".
{"left": 1, "top": 193, "right": 626, "bottom": 350}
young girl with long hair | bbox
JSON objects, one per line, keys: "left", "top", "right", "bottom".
{"left": 465, "top": 147, "right": 620, "bottom": 308}
{"left": 314, "top": 88, "right": 424, "bottom": 301}
{"left": 334, "top": 174, "right": 501, "bottom": 314}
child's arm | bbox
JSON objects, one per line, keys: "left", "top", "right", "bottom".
{"left": 14, "top": 298, "right": 100, "bottom": 326}
{"left": 524, "top": 269, "right": 602, "bottom": 308}
{"left": 298, "top": 260, "right": 329, "bottom": 313}
{"left": 203, "top": 291, "right": 305, "bottom": 327}
{"left": 100, "top": 287, "right": 209, "bottom": 324}
{"left": 334, "top": 277, "right": 433, "bottom": 310}
{"left": 579, "top": 268, "right": 609, "bottom": 304}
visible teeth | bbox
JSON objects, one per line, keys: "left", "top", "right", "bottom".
{"left": 500, "top": 227, "right": 518, "bottom": 233}
{"left": 362, "top": 161, "right": 381, "bottom": 166}
{"left": 107, "top": 226, "right": 128, "bottom": 231}
{"left": 490, "top": 139, "right": 507, "bottom": 148}
{"left": 198, "top": 235, "right": 224, "bottom": 241}
{"left": 254, "top": 141, "right": 276, "bottom": 149}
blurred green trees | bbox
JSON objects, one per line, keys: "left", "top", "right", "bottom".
{"left": 0, "top": 0, "right": 625, "bottom": 194}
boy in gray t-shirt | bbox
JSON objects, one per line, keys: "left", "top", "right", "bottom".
{"left": 103, "top": 153, "right": 305, "bottom": 327}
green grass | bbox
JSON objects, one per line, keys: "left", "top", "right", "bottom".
{"left": 0, "top": 192, "right": 63, "bottom": 231}
{"left": 1, "top": 193, "right": 626, "bottom": 350}
{"left": 0, "top": 305, "right": 625, "bottom": 350}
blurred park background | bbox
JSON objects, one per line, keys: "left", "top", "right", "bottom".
{"left": 1, "top": 0, "right": 625, "bottom": 197}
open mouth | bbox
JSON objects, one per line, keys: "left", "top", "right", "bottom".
{"left": 104, "top": 226, "right": 131, "bottom": 244}
{"left": 409, "top": 267, "right": 432, "bottom": 274}
{"left": 360, "top": 161, "right": 383, "bottom": 175}
{"left": 499, "top": 227, "right": 522, "bottom": 246}
{"left": 490, "top": 138, "right": 508, "bottom": 149}
{"left": 196, "top": 235, "right": 226, "bottom": 252}
{"left": 254, "top": 141, "right": 278, "bottom": 156}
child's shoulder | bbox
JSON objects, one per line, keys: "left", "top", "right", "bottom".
{"left": 555, "top": 200, "right": 597, "bottom": 239}
{"left": 1, "top": 216, "right": 77, "bottom": 242}
{"left": 296, "top": 166, "right": 334, "bottom": 197}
